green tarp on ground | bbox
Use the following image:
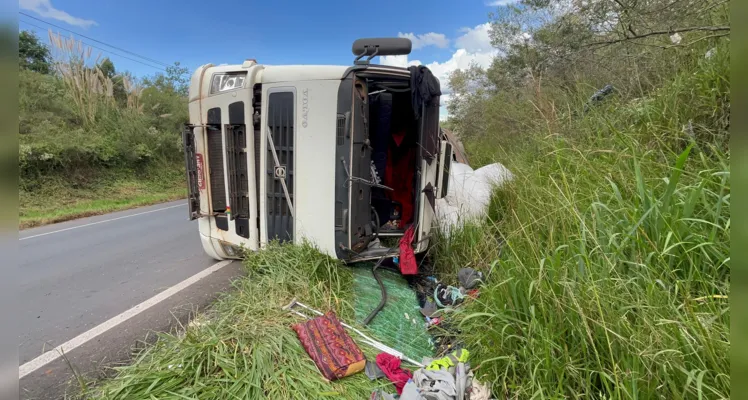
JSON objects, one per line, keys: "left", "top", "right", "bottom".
{"left": 351, "top": 265, "right": 434, "bottom": 362}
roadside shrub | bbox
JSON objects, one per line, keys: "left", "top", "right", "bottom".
{"left": 19, "top": 32, "right": 188, "bottom": 192}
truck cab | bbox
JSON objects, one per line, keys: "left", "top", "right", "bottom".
{"left": 182, "top": 38, "right": 454, "bottom": 262}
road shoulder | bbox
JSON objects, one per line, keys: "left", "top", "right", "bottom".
{"left": 20, "top": 261, "right": 245, "bottom": 400}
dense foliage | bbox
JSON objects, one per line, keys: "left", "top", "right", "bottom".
{"left": 19, "top": 30, "right": 52, "bottom": 74}
{"left": 19, "top": 31, "right": 188, "bottom": 224}
{"left": 436, "top": 0, "right": 730, "bottom": 398}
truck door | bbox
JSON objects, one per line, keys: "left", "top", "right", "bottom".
{"left": 182, "top": 124, "right": 203, "bottom": 220}
{"left": 414, "top": 95, "right": 441, "bottom": 252}
{"left": 333, "top": 76, "right": 373, "bottom": 258}
{"left": 436, "top": 136, "right": 453, "bottom": 199}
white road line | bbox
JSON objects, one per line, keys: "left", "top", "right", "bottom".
{"left": 19, "top": 203, "right": 186, "bottom": 241}
{"left": 19, "top": 260, "right": 233, "bottom": 379}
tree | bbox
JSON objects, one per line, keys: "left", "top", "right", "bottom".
{"left": 97, "top": 57, "right": 116, "bottom": 78}
{"left": 142, "top": 62, "right": 190, "bottom": 96}
{"left": 139, "top": 61, "right": 190, "bottom": 134}
{"left": 19, "top": 30, "right": 52, "bottom": 74}
{"left": 166, "top": 62, "right": 190, "bottom": 97}
{"left": 97, "top": 57, "right": 128, "bottom": 104}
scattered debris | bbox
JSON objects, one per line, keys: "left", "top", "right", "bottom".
{"left": 290, "top": 311, "right": 366, "bottom": 381}
{"left": 425, "top": 349, "right": 469, "bottom": 371}
{"left": 420, "top": 300, "right": 438, "bottom": 317}
{"left": 399, "top": 225, "right": 418, "bottom": 275}
{"left": 373, "top": 348, "right": 496, "bottom": 399}
{"left": 284, "top": 297, "right": 423, "bottom": 366}
{"left": 583, "top": 84, "right": 615, "bottom": 113}
{"left": 283, "top": 252, "right": 493, "bottom": 397}
{"left": 468, "top": 376, "right": 493, "bottom": 400}
{"left": 435, "top": 162, "right": 514, "bottom": 236}
{"left": 376, "top": 352, "right": 414, "bottom": 395}
{"left": 434, "top": 284, "right": 466, "bottom": 308}
{"left": 365, "top": 360, "right": 387, "bottom": 381}
{"left": 457, "top": 268, "right": 484, "bottom": 290}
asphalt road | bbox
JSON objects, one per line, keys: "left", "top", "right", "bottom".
{"left": 18, "top": 201, "right": 245, "bottom": 399}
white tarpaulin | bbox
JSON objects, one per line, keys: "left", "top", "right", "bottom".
{"left": 435, "top": 162, "right": 514, "bottom": 235}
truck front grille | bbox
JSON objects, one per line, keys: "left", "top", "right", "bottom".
{"left": 265, "top": 92, "right": 294, "bottom": 243}
{"left": 206, "top": 123, "right": 226, "bottom": 213}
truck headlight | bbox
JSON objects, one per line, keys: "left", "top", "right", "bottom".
{"left": 210, "top": 72, "right": 247, "bottom": 94}
{"left": 218, "top": 240, "right": 241, "bottom": 257}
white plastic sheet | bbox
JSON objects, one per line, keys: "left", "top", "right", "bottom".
{"left": 435, "top": 162, "right": 514, "bottom": 235}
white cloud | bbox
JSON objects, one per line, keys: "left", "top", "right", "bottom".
{"left": 454, "top": 23, "right": 493, "bottom": 53}
{"left": 422, "top": 49, "right": 496, "bottom": 94}
{"left": 486, "top": 0, "right": 520, "bottom": 5}
{"left": 379, "top": 24, "right": 500, "bottom": 120}
{"left": 397, "top": 32, "right": 450, "bottom": 50}
{"left": 379, "top": 48, "right": 496, "bottom": 97}
{"left": 379, "top": 55, "right": 421, "bottom": 68}
{"left": 20, "top": 0, "right": 98, "bottom": 28}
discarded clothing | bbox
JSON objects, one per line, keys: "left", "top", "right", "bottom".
{"left": 454, "top": 362, "right": 471, "bottom": 400}
{"left": 408, "top": 65, "right": 441, "bottom": 120}
{"left": 291, "top": 311, "right": 366, "bottom": 381}
{"left": 399, "top": 347, "right": 475, "bottom": 400}
{"left": 365, "top": 359, "right": 387, "bottom": 381}
{"left": 401, "top": 379, "right": 421, "bottom": 399}
{"left": 434, "top": 284, "right": 466, "bottom": 308}
{"left": 415, "top": 276, "right": 439, "bottom": 308}
{"left": 407, "top": 65, "right": 441, "bottom": 160}
{"left": 398, "top": 225, "right": 418, "bottom": 275}
{"left": 468, "top": 378, "right": 492, "bottom": 400}
{"left": 402, "top": 368, "right": 457, "bottom": 400}
{"left": 376, "top": 352, "right": 413, "bottom": 395}
{"left": 426, "top": 349, "right": 470, "bottom": 371}
{"left": 457, "top": 268, "right": 484, "bottom": 290}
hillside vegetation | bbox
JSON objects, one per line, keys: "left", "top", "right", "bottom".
{"left": 19, "top": 31, "right": 188, "bottom": 227}
{"left": 435, "top": 0, "right": 730, "bottom": 398}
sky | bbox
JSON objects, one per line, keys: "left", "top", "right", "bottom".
{"left": 18, "top": 0, "right": 519, "bottom": 115}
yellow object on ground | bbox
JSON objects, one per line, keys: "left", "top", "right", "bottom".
{"left": 426, "top": 349, "right": 470, "bottom": 371}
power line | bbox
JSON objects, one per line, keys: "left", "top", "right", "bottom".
{"left": 19, "top": 19, "right": 167, "bottom": 71}
{"left": 19, "top": 11, "right": 171, "bottom": 68}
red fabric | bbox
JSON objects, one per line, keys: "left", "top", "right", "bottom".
{"left": 375, "top": 353, "right": 413, "bottom": 395}
{"left": 384, "top": 129, "right": 416, "bottom": 228}
{"left": 291, "top": 312, "right": 365, "bottom": 381}
{"left": 399, "top": 225, "right": 417, "bottom": 275}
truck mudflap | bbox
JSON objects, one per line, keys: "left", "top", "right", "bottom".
{"left": 182, "top": 124, "right": 202, "bottom": 220}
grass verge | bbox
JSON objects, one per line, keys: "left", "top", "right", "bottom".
{"left": 20, "top": 165, "right": 186, "bottom": 229}
{"left": 90, "top": 244, "right": 386, "bottom": 400}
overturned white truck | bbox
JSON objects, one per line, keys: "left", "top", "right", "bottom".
{"left": 182, "top": 38, "right": 457, "bottom": 262}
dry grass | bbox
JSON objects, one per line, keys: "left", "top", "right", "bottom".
{"left": 48, "top": 31, "right": 120, "bottom": 126}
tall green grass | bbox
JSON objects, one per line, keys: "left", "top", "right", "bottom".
{"left": 92, "top": 244, "right": 383, "bottom": 400}
{"left": 435, "top": 44, "right": 730, "bottom": 399}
